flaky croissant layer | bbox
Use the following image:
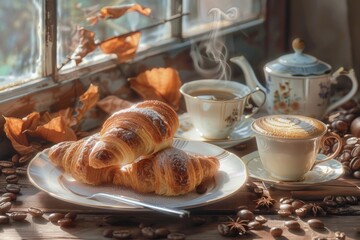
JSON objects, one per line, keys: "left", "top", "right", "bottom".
{"left": 89, "top": 100, "right": 179, "bottom": 168}
{"left": 48, "top": 137, "right": 220, "bottom": 196}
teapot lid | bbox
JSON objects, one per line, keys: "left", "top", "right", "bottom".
{"left": 265, "top": 38, "right": 332, "bottom": 76}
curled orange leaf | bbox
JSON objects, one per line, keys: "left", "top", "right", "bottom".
{"left": 75, "top": 84, "right": 99, "bottom": 123}
{"left": 3, "top": 112, "right": 41, "bottom": 155}
{"left": 26, "top": 116, "right": 77, "bottom": 143}
{"left": 87, "top": 4, "right": 151, "bottom": 25}
{"left": 99, "top": 32, "right": 140, "bottom": 63}
{"left": 72, "top": 27, "right": 98, "bottom": 65}
{"left": 129, "top": 68, "right": 182, "bottom": 111}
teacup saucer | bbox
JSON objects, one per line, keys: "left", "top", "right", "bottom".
{"left": 175, "top": 113, "right": 255, "bottom": 148}
{"left": 241, "top": 151, "right": 344, "bottom": 190}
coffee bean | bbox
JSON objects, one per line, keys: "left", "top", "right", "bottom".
{"left": 2, "top": 167, "right": 16, "bottom": 175}
{"left": 0, "top": 196, "right": 11, "bottom": 203}
{"left": 48, "top": 213, "right": 65, "bottom": 222}
{"left": 270, "top": 227, "right": 283, "bottom": 237}
{"left": 335, "top": 196, "right": 347, "bottom": 206}
{"left": 334, "top": 120, "right": 348, "bottom": 132}
{"left": 307, "top": 219, "right": 324, "bottom": 229}
{"left": 343, "top": 165, "right": 353, "bottom": 176}
{"left": 345, "top": 196, "right": 358, "bottom": 205}
{"left": 167, "top": 232, "right": 186, "bottom": 240}
{"left": 353, "top": 170, "right": 360, "bottom": 178}
{"left": 0, "top": 161, "right": 14, "bottom": 168}
{"left": 11, "top": 154, "right": 20, "bottom": 165}
{"left": 248, "top": 221, "right": 262, "bottom": 230}
{"left": 9, "top": 211, "right": 27, "bottom": 221}
{"left": 278, "top": 209, "right": 291, "bottom": 218}
{"left": 2, "top": 193, "right": 16, "bottom": 201}
{"left": 155, "top": 228, "right": 170, "bottom": 238}
{"left": 346, "top": 136, "right": 359, "bottom": 145}
{"left": 113, "top": 230, "right": 131, "bottom": 239}
{"left": 0, "top": 215, "right": 10, "bottom": 224}
{"left": 254, "top": 215, "right": 267, "bottom": 224}
{"left": 279, "top": 197, "right": 294, "bottom": 204}
{"left": 6, "top": 184, "right": 20, "bottom": 194}
{"left": 237, "top": 209, "right": 255, "bottom": 221}
{"left": 65, "top": 212, "right": 77, "bottom": 221}
{"left": 295, "top": 207, "right": 308, "bottom": 218}
{"left": 291, "top": 200, "right": 305, "bottom": 209}
{"left": 280, "top": 203, "right": 295, "bottom": 213}
{"left": 57, "top": 218, "right": 74, "bottom": 228}
{"left": 284, "top": 220, "right": 300, "bottom": 230}
{"left": 339, "top": 152, "right": 351, "bottom": 162}
{"left": 323, "top": 200, "right": 338, "bottom": 208}
{"left": 18, "top": 155, "right": 32, "bottom": 165}
{"left": 351, "top": 146, "right": 360, "bottom": 157}
{"left": 141, "top": 227, "right": 156, "bottom": 239}
{"left": 350, "top": 157, "right": 360, "bottom": 171}
{"left": 6, "top": 174, "right": 19, "bottom": 184}
{"left": 0, "top": 202, "right": 12, "bottom": 214}
{"left": 102, "top": 229, "right": 114, "bottom": 238}
{"left": 28, "top": 207, "right": 44, "bottom": 217}
{"left": 15, "top": 167, "right": 27, "bottom": 176}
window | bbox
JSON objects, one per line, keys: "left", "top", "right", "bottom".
{"left": 0, "top": 0, "right": 265, "bottom": 99}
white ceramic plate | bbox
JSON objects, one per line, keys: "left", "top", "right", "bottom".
{"left": 175, "top": 113, "right": 255, "bottom": 148}
{"left": 28, "top": 139, "right": 247, "bottom": 210}
{"left": 242, "top": 151, "right": 344, "bottom": 190}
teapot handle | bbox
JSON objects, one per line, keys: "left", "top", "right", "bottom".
{"left": 244, "top": 87, "right": 266, "bottom": 119}
{"left": 324, "top": 68, "right": 358, "bottom": 117}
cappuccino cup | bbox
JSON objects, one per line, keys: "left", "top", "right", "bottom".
{"left": 251, "top": 115, "right": 342, "bottom": 181}
{"left": 180, "top": 79, "right": 266, "bottom": 140}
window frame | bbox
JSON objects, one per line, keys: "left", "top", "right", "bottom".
{"left": 0, "top": 0, "right": 266, "bottom": 103}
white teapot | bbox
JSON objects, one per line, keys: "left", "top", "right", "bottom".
{"left": 230, "top": 38, "right": 358, "bottom": 119}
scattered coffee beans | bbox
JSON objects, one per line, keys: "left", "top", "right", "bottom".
{"left": 141, "top": 226, "right": 156, "bottom": 239}
{"left": 307, "top": 219, "right": 325, "bottom": 229}
{"left": 102, "top": 229, "right": 114, "bottom": 238}
{"left": 112, "top": 230, "right": 132, "bottom": 239}
{"left": 48, "top": 213, "right": 65, "bottom": 222}
{"left": 9, "top": 211, "right": 27, "bottom": 222}
{"left": 270, "top": 227, "right": 283, "bottom": 237}
{"left": 57, "top": 218, "right": 75, "bottom": 228}
{"left": 237, "top": 209, "right": 255, "bottom": 221}
{"left": 284, "top": 220, "right": 300, "bottom": 230}
{"left": 155, "top": 228, "right": 171, "bottom": 238}
{"left": 0, "top": 201, "right": 12, "bottom": 214}
{"left": 167, "top": 232, "right": 186, "bottom": 240}
{"left": 28, "top": 207, "right": 44, "bottom": 217}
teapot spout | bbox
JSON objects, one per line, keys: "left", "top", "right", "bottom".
{"left": 230, "top": 56, "right": 266, "bottom": 106}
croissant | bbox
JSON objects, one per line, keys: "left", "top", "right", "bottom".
{"left": 48, "top": 137, "right": 220, "bottom": 196}
{"left": 114, "top": 147, "right": 220, "bottom": 196}
{"left": 89, "top": 100, "right": 179, "bottom": 168}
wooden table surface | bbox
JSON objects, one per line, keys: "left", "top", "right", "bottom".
{"left": 1, "top": 138, "right": 360, "bottom": 240}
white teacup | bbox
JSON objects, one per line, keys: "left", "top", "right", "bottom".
{"left": 251, "top": 115, "right": 343, "bottom": 181}
{"left": 180, "top": 79, "right": 266, "bottom": 140}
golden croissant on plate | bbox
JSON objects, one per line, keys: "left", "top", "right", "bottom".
{"left": 48, "top": 134, "right": 220, "bottom": 196}
{"left": 88, "top": 100, "right": 179, "bottom": 168}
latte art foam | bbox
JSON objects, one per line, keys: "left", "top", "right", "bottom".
{"left": 252, "top": 115, "right": 326, "bottom": 139}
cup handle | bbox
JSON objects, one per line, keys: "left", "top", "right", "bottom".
{"left": 314, "top": 131, "right": 343, "bottom": 165}
{"left": 324, "top": 68, "right": 359, "bottom": 117}
{"left": 243, "top": 87, "right": 266, "bottom": 119}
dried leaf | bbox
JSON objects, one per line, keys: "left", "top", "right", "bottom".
{"left": 72, "top": 27, "right": 98, "bottom": 65}
{"left": 26, "top": 116, "right": 77, "bottom": 143}
{"left": 3, "top": 116, "right": 34, "bottom": 155}
{"left": 75, "top": 84, "right": 99, "bottom": 123}
{"left": 97, "top": 96, "right": 133, "bottom": 114}
{"left": 129, "top": 68, "right": 182, "bottom": 110}
{"left": 87, "top": 4, "right": 151, "bottom": 25}
{"left": 99, "top": 32, "right": 141, "bottom": 63}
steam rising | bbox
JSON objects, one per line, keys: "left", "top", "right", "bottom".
{"left": 190, "top": 7, "right": 239, "bottom": 80}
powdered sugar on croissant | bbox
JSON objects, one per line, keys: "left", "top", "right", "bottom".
{"left": 88, "top": 100, "right": 179, "bottom": 168}
{"left": 114, "top": 147, "right": 220, "bottom": 196}
{"left": 48, "top": 138, "right": 220, "bottom": 196}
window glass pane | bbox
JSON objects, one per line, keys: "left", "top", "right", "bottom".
{"left": 0, "top": 0, "right": 41, "bottom": 88}
{"left": 182, "top": 0, "right": 264, "bottom": 37}
{"left": 57, "top": 0, "right": 170, "bottom": 71}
